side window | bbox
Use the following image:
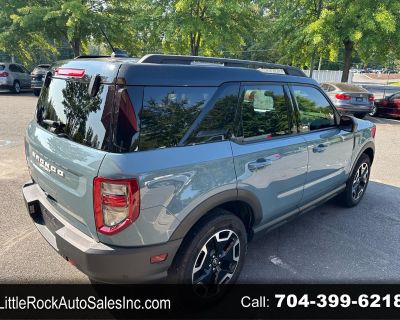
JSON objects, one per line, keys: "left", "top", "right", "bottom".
{"left": 186, "top": 84, "right": 239, "bottom": 145}
{"left": 9, "top": 64, "right": 17, "bottom": 72}
{"left": 389, "top": 93, "right": 400, "bottom": 101}
{"left": 139, "top": 86, "right": 216, "bottom": 150}
{"left": 240, "top": 84, "right": 291, "bottom": 141}
{"left": 15, "top": 65, "right": 24, "bottom": 73}
{"left": 292, "top": 85, "right": 336, "bottom": 132}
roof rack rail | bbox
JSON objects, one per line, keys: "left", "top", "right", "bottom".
{"left": 74, "top": 55, "right": 111, "bottom": 59}
{"left": 138, "top": 54, "right": 307, "bottom": 77}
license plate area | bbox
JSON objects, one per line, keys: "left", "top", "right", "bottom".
{"left": 39, "top": 203, "right": 63, "bottom": 235}
{"left": 356, "top": 97, "right": 363, "bottom": 102}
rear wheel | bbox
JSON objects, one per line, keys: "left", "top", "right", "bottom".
{"left": 12, "top": 81, "right": 20, "bottom": 94}
{"left": 339, "top": 153, "right": 371, "bottom": 207}
{"left": 169, "top": 210, "right": 247, "bottom": 288}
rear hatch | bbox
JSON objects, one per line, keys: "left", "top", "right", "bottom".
{"left": 25, "top": 58, "right": 122, "bottom": 238}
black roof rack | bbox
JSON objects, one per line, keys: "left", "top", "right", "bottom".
{"left": 74, "top": 55, "right": 111, "bottom": 59}
{"left": 138, "top": 54, "right": 307, "bottom": 77}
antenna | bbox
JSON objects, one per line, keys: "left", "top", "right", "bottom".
{"left": 99, "top": 25, "right": 115, "bottom": 54}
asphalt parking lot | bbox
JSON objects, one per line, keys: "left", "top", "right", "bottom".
{"left": 0, "top": 92, "right": 399, "bottom": 283}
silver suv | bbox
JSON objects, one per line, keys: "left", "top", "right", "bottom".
{"left": 0, "top": 62, "right": 31, "bottom": 93}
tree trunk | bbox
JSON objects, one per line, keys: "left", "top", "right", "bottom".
{"left": 309, "top": 49, "right": 316, "bottom": 78}
{"left": 341, "top": 39, "right": 353, "bottom": 82}
{"left": 190, "top": 32, "right": 201, "bottom": 56}
{"left": 70, "top": 37, "right": 81, "bottom": 57}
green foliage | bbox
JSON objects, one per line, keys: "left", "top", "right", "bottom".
{"left": 0, "top": 0, "right": 399, "bottom": 76}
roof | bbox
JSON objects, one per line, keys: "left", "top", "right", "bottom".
{"left": 118, "top": 63, "right": 318, "bottom": 86}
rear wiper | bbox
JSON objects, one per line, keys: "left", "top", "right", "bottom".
{"left": 42, "top": 119, "right": 63, "bottom": 128}
{"left": 57, "top": 133, "right": 72, "bottom": 140}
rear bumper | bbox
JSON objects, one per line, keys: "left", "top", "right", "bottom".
{"left": 31, "top": 80, "right": 43, "bottom": 89}
{"left": 22, "top": 180, "right": 182, "bottom": 283}
{"left": 335, "top": 104, "right": 374, "bottom": 114}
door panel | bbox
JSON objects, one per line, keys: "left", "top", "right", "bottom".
{"left": 232, "top": 83, "right": 308, "bottom": 225}
{"left": 290, "top": 84, "right": 354, "bottom": 204}
{"left": 231, "top": 137, "right": 308, "bottom": 224}
{"left": 301, "top": 128, "right": 354, "bottom": 204}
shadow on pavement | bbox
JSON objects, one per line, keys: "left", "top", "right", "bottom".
{"left": 240, "top": 181, "right": 400, "bottom": 283}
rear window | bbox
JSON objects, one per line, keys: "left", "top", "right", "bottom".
{"left": 139, "top": 86, "right": 216, "bottom": 150}
{"left": 36, "top": 78, "right": 113, "bottom": 150}
{"left": 0, "top": 65, "right": 4, "bottom": 71}
{"left": 333, "top": 83, "right": 367, "bottom": 92}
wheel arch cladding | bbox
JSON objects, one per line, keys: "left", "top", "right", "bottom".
{"left": 169, "top": 189, "right": 263, "bottom": 242}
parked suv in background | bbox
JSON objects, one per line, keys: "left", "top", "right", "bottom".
{"left": 31, "top": 64, "right": 51, "bottom": 96}
{"left": 320, "top": 82, "right": 374, "bottom": 118}
{"left": 0, "top": 62, "right": 31, "bottom": 93}
{"left": 23, "top": 54, "right": 376, "bottom": 285}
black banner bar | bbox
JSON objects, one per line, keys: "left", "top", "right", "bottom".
{"left": 2, "top": 284, "right": 400, "bottom": 319}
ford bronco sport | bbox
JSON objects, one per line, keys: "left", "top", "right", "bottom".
{"left": 23, "top": 54, "right": 376, "bottom": 284}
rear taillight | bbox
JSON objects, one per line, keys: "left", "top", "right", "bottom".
{"left": 335, "top": 93, "right": 352, "bottom": 100}
{"left": 55, "top": 68, "right": 85, "bottom": 78}
{"left": 0, "top": 71, "right": 9, "bottom": 77}
{"left": 93, "top": 177, "right": 140, "bottom": 235}
{"left": 371, "top": 126, "right": 376, "bottom": 139}
{"left": 368, "top": 95, "right": 375, "bottom": 102}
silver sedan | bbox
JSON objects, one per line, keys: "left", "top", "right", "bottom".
{"left": 320, "top": 82, "right": 374, "bottom": 118}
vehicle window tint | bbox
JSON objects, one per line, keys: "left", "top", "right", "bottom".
{"left": 140, "top": 86, "right": 216, "bottom": 150}
{"left": 36, "top": 78, "right": 113, "bottom": 151}
{"left": 0, "top": 65, "right": 5, "bottom": 71}
{"left": 14, "top": 65, "right": 24, "bottom": 73}
{"left": 292, "top": 85, "right": 336, "bottom": 132}
{"left": 240, "top": 84, "right": 291, "bottom": 141}
{"left": 9, "top": 64, "right": 17, "bottom": 72}
{"left": 186, "top": 84, "right": 239, "bottom": 145}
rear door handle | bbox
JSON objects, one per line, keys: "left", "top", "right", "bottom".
{"left": 312, "top": 144, "right": 328, "bottom": 153}
{"left": 248, "top": 159, "right": 272, "bottom": 171}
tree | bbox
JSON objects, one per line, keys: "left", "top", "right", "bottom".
{"left": 300, "top": 0, "right": 399, "bottom": 81}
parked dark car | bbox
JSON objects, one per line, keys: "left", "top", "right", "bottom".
{"left": 320, "top": 82, "right": 374, "bottom": 118}
{"left": 31, "top": 64, "right": 51, "bottom": 96}
{"left": 373, "top": 91, "right": 400, "bottom": 118}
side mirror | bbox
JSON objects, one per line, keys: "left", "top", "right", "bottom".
{"left": 339, "top": 115, "right": 357, "bottom": 132}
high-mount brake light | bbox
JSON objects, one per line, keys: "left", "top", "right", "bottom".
{"left": 93, "top": 177, "right": 140, "bottom": 235}
{"left": 55, "top": 68, "right": 85, "bottom": 78}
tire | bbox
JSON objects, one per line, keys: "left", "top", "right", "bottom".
{"left": 339, "top": 153, "right": 371, "bottom": 207}
{"left": 11, "top": 81, "right": 21, "bottom": 94}
{"left": 33, "top": 89, "right": 40, "bottom": 96}
{"left": 355, "top": 113, "right": 367, "bottom": 119}
{"left": 369, "top": 105, "right": 377, "bottom": 117}
{"left": 169, "top": 209, "right": 247, "bottom": 288}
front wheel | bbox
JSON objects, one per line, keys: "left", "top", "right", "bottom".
{"left": 169, "top": 210, "right": 247, "bottom": 287}
{"left": 339, "top": 153, "right": 371, "bottom": 207}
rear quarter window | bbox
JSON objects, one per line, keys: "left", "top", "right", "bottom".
{"left": 0, "top": 65, "right": 5, "bottom": 71}
{"left": 139, "top": 86, "right": 216, "bottom": 150}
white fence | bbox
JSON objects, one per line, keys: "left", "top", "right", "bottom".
{"left": 304, "top": 70, "right": 354, "bottom": 83}
{"left": 259, "top": 68, "right": 354, "bottom": 83}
